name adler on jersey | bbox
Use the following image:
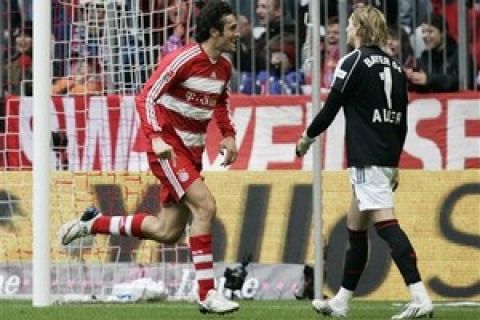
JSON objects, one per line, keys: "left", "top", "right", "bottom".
{"left": 372, "top": 108, "right": 402, "bottom": 124}
{"left": 363, "top": 54, "right": 403, "bottom": 124}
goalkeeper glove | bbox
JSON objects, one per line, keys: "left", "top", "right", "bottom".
{"left": 295, "top": 134, "right": 316, "bottom": 157}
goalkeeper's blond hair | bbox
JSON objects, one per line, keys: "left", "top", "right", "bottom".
{"left": 350, "top": 5, "right": 388, "bottom": 48}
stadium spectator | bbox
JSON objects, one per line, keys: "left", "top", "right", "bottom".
{"left": 240, "top": 35, "right": 304, "bottom": 95}
{"left": 387, "top": 25, "right": 415, "bottom": 68}
{"left": 70, "top": 0, "right": 143, "bottom": 93}
{"left": 159, "top": 0, "right": 190, "bottom": 58}
{"left": 295, "top": 6, "right": 433, "bottom": 319}
{"left": 430, "top": 0, "right": 480, "bottom": 87}
{"left": 161, "top": 24, "right": 186, "bottom": 57}
{"left": 3, "top": 22, "right": 33, "bottom": 96}
{"left": 51, "top": 56, "right": 103, "bottom": 96}
{"left": 321, "top": 16, "right": 341, "bottom": 88}
{"left": 60, "top": 0, "right": 240, "bottom": 314}
{"left": 235, "top": 0, "right": 296, "bottom": 73}
{"left": 302, "top": 16, "right": 340, "bottom": 91}
{"left": 69, "top": 1, "right": 106, "bottom": 60}
{"left": 397, "top": 0, "right": 431, "bottom": 58}
{"left": 406, "top": 13, "right": 474, "bottom": 92}
{"left": 236, "top": 14, "right": 253, "bottom": 61}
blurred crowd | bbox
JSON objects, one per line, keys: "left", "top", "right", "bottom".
{"left": 1, "top": 0, "right": 479, "bottom": 99}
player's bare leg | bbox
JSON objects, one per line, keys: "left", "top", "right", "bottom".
{"left": 181, "top": 178, "right": 239, "bottom": 314}
{"left": 139, "top": 203, "right": 190, "bottom": 243}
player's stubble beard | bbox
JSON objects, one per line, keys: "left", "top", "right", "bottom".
{"left": 223, "top": 40, "right": 237, "bottom": 54}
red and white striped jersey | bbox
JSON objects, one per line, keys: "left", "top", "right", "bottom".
{"left": 136, "top": 43, "right": 236, "bottom": 163}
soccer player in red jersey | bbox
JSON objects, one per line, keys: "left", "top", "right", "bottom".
{"left": 60, "top": 0, "right": 240, "bottom": 314}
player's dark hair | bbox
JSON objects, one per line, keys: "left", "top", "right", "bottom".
{"left": 195, "top": 0, "right": 235, "bottom": 43}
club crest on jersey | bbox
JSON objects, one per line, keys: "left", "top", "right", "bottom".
{"left": 210, "top": 71, "right": 217, "bottom": 79}
{"left": 177, "top": 168, "right": 189, "bottom": 182}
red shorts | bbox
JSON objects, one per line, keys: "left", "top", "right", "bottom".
{"left": 148, "top": 151, "right": 202, "bottom": 205}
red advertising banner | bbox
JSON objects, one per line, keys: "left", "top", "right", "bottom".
{"left": 1, "top": 93, "right": 479, "bottom": 170}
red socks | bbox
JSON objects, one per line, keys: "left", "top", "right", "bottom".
{"left": 91, "top": 217, "right": 215, "bottom": 301}
{"left": 91, "top": 213, "right": 147, "bottom": 237}
{"left": 189, "top": 234, "right": 214, "bottom": 301}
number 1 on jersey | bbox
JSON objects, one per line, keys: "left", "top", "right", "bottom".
{"left": 379, "top": 67, "right": 392, "bottom": 109}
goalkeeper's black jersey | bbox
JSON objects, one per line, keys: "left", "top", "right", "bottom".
{"left": 331, "top": 45, "right": 408, "bottom": 167}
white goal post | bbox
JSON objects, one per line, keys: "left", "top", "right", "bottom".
{"left": 27, "top": 0, "right": 325, "bottom": 306}
{"left": 309, "top": 0, "right": 324, "bottom": 301}
{"left": 32, "top": 0, "right": 52, "bottom": 307}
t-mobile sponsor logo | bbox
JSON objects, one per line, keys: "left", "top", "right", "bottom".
{"left": 0, "top": 274, "right": 21, "bottom": 295}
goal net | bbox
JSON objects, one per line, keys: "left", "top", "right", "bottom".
{"left": 52, "top": 0, "right": 194, "bottom": 96}
{"left": 0, "top": 0, "right": 196, "bottom": 301}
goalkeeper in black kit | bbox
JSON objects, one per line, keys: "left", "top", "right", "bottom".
{"left": 295, "top": 5, "right": 433, "bottom": 319}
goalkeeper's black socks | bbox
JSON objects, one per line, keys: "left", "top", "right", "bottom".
{"left": 374, "top": 219, "right": 422, "bottom": 285}
{"left": 341, "top": 228, "right": 368, "bottom": 291}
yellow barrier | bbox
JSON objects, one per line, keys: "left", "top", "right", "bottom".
{"left": 0, "top": 170, "right": 478, "bottom": 300}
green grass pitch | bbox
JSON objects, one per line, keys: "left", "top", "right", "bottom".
{"left": 0, "top": 300, "right": 478, "bottom": 320}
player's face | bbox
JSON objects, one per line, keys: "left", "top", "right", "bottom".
{"left": 218, "top": 14, "right": 239, "bottom": 53}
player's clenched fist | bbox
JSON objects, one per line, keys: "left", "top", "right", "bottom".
{"left": 295, "top": 135, "right": 316, "bottom": 157}
{"left": 152, "top": 136, "right": 177, "bottom": 166}
{"left": 219, "top": 136, "right": 238, "bottom": 166}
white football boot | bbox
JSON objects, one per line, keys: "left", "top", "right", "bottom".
{"left": 312, "top": 299, "right": 348, "bottom": 317}
{"left": 391, "top": 300, "right": 434, "bottom": 319}
{"left": 59, "top": 207, "right": 102, "bottom": 246}
{"left": 198, "top": 289, "right": 239, "bottom": 315}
